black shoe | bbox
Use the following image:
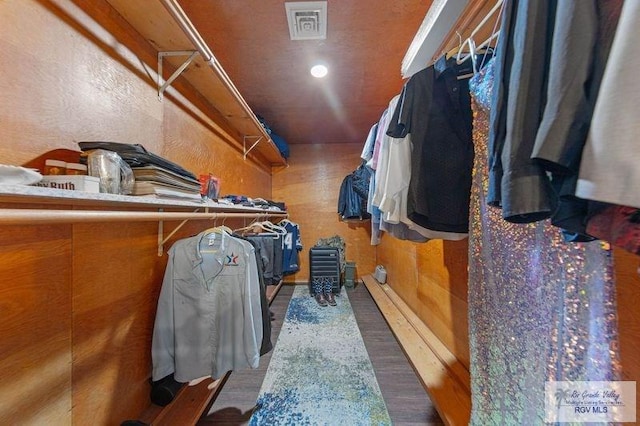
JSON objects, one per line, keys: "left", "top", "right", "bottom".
{"left": 315, "top": 293, "right": 328, "bottom": 307}
{"left": 325, "top": 292, "right": 336, "bottom": 306}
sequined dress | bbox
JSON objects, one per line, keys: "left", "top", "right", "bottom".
{"left": 467, "top": 60, "right": 620, "bottom": 425}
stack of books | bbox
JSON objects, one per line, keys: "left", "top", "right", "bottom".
{"left": 131, "top": 165, "right": 202, "bottom": 201}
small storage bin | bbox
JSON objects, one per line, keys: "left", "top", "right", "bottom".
{"left": 344, "top": 261, "right": 356, "bottom": 288}
{"left": 36, "top": 175, "right": 101, "bottom": 193}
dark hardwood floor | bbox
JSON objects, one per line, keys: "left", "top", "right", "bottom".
{"left": 198, "top": 283, "right": 443, "bottom": 425}
{"left": 198, "top": 285, "right": 293, "bottom": 426}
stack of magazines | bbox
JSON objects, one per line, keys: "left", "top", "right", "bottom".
{"left": 131, "top": 165, "right": 202, "bottom": 201}
{"left": 78, "top": 142, "right": 203, "bottom": 202}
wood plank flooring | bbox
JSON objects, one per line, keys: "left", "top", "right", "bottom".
{"left": 198, "top": 283, "right": 443, "bottom": 425}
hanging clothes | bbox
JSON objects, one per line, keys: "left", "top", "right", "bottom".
{"left": 152, "top": 230, "right": 264, "bottom": 383}
{"left": 386, "top": 55, "right": 474, "bottom": 234}
{"left": 576, "top": 0, "right": 640, "bottom": 210}
{"left": 245, "top": 233, "right": 284, "bottom": 285}
{"left": 279, "top": 219, "right": 303, "bottom": 275}
{"left": 382, "top": 79, "right": 468, "bottom": 241}
{"left": 467, "top": 59, "right": 619, "bottom": 424}
{"left": 367, "top": 172, "right": 383, "bottom": 246}
{"left": 489, "top": 0, "right": 624, "bottom": 238}
{"left": 367, "top": 108, "right": 385, "bottom": 246}
{"left": 337, "top": 172, "right": 368, "bottom": 220}
{"left": 532, "top": 0, "right": 623, "bottom": 240}
{"left": 272, "top": 234, "right": 283, "bottom": 284}
{"left": 361, "top": 122, "right": 378, "bottom": 166}
{"left": 532, "top": 0, "right": 621, "bottom": 175}
{"left": 232, "top": 234, "right": 274, "bottom": 356}
{"left": 372, "top": 95, "right": 400, "bottom": 211}
{"left": 487, "top": 0, "right": 556, "bottom": 223}
{"left": 350, "top": 161, "right": 372, "bottom": 201}
{"left": 586, "top": 204, "right": 640, "bottom": 256}
{"left": 372, "top": 95, "right": 429, "bottom": 243}
{"left": 370, "top": 109, "right": 389, "bottom": 172}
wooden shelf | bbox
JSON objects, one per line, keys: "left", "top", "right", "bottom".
{"left": 0, "top": 184, "right": 284, "bottom": 212}
{"left": 0, "top": 185, "right": 288, "bottom": 256}
{"left": 102, "top": 0, "right": 286, "bottom": 167}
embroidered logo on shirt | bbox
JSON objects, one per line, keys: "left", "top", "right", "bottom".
{"left": 224, "top": 253, "right": 239, "bottom": 266}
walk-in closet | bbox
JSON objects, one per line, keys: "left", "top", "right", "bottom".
{"left": 1, "top": 0, "right": 638, "bottom": 425}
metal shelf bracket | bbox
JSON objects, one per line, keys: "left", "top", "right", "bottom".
{"left": 158, "top": 207, "right": 202, "bottom": 256}
{"left": 243, "top": 136, "right": 263, "bottom": 160}
{"left": 157, "top": 50, "right": 200, "bottom": 100}
{"left": 154, "top": 208, "right": 287, "bottom": 256}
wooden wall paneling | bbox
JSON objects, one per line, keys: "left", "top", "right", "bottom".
{"left": 417, "top": 240, "right": 469, "bottom": 303}
{"left": 71, "top": 216, "right": 163, "bottom": 425}
{"left": 0, "top": 219, "right": 73, "bottom": 424}
{"left": 272, "top": 143, "right": 376, "bottom": 282}
{"left": 412, "top": 281, "right": 470, "bottom": 370}
{"left": 157, "top": 70, "right": 277, "bottom": 172}
{"left": 376, "top": 237, "right": 419, "bottom": 288}
{"left": 376, "top": 235, "right": 471, "bottom": 370}
{"left": 613, "top": 248, "right": 640, "bottom": 412}
{"left": 415, "top": 240, "right": 470, "bottom": 368}
{"left": 0, "top": 0, "right": 164, "bottom": 166}
{"left": 162, "top": 100, "right": 272, "bottom": 198}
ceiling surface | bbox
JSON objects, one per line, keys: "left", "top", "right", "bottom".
{"left": 179, "top": 0, "right": 433, "bottom": 146}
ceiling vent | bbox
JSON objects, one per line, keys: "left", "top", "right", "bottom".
{"left": 285, "top": 1, "right": 327, "bottom": 40}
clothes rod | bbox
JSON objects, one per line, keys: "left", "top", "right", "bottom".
{"left": 160, "top": 0, "right": 213, "bottom": 62}
{"left": 0, "top": 209, "right": 287, "bottom": 226}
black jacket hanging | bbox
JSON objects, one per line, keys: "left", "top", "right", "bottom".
{"left": 351, "top": 161, "right": 372, "bottom": 200}
{"left": 338, "top": 174, "right": 369, "bottom": 220}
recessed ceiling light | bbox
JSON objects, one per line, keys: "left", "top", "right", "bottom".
{"left": 310, "top": 64, "right": 328, "bottom": 78}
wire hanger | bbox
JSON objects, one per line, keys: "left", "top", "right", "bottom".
{"left": 199, "top": 218, "right": 231, "bottom": 254}
{"left": 456, "top": 37, "right": 478, "bottom": 79}
{"left": 456, "top": 0, "right": 504, "bottom": 73}
{"left": 203, "top": 225, "right": 232, "bottom": 235}
{"left": 476, "top": 1, "right": 503, "bottom": 72}
{"left": 445, "top": 31, "right": 464, "bottom": 60}
{"left": 257, "top": 220, "right": 285, "bottom": 233}
{"left": 233, "top": 220, "right": 279, "bottom": 237}
{"left": 202, "top": 215, "right": 232, "bottom": 236}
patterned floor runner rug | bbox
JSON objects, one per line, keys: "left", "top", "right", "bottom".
{"left": 250, "top": 285, "right": 391, "bottom": 425}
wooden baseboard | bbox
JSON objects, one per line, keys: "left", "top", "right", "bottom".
{"left": 139, "top": 375, "right": 229, "bottom": 426}
{"left": 362, "top": 275, "right": 471, "bottom": 426}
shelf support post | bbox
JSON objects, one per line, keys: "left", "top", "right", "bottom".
{"left": 158, "top": 50, "right": 200, "bottom": 100}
